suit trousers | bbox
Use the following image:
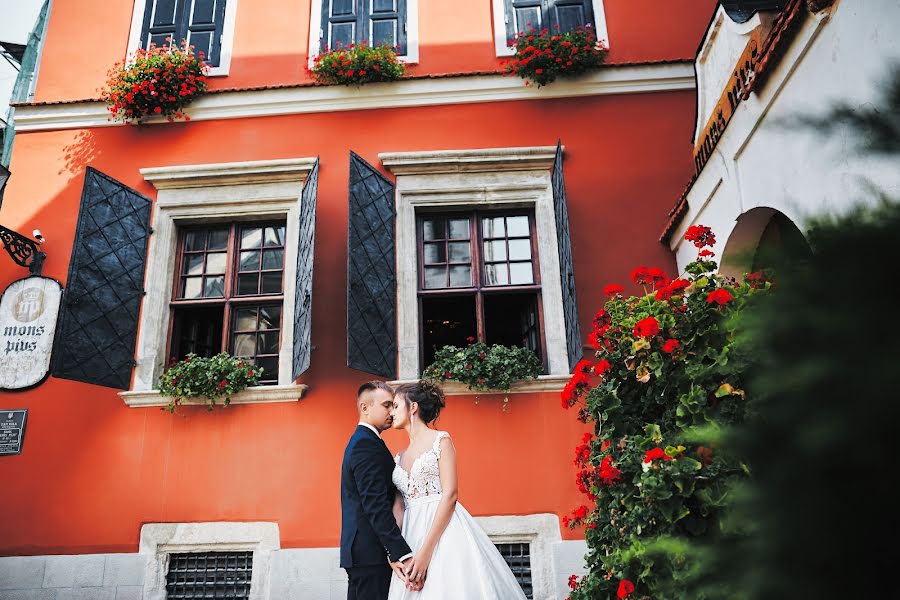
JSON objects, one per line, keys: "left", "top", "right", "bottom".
{"left": 346, "top": 565, "right": 392, "bottom": 600}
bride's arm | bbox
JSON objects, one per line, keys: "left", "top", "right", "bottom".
{"left": 392, "top": 489, "right": 405, "bottom": 530}
{"left": 405, "top": 436, "right": 458, "bottom": 584}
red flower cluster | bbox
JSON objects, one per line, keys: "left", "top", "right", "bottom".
{"left": 574, "top": 432, "right": 593, "bottom": 466}
{"left": 643, "top": 447, "right": 673, "bottom": 463}
{"left": 504, "top": 25, "right": 608, "bottom": 86}
{"left": 706, "top": 288, "right": 733, "bottom": 306}
{"left": 617, "top": 580, "right": 635, "bottom": 598}
{"left": 603, "top": 283, "right": 624, "bottom": 296}
{"left": 568, "top": 574, "right": 579, "bottom": 590}
{"left": 102, "top": 40, "right": 208, "bottom": 122}
{"left": 631, "top": 266, "right": 670, "bottom": 288}
{"left": 598, "top": 455, "right": 621, "bottom": 485}
{"left": 685, "top": 224, "right": 717, "bottom": 248}
{"left": 632, "top": 316, "right": 660, "bottom": 338}
{"left": 562, "top": 358, "right": 605, "bottom": 408}
{"left": 310, "top": 42, "right": 405, "bottom": 86}
{"left": 745, "top": 271, "right": 770, "bottom": 289}
{"left": 662, "top": 339, "right": 681, "bottom": 354}
{"left": 654, "top": 277, "right": 690, "bottom": 301}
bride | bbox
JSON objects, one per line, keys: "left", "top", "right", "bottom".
{"left": 387, "top": 380, "right": 527, "bottom": 599}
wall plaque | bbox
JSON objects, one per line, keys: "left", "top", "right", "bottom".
{"left": 0, "top": 409, "right": 27, "bottom": 455}
{"left": 0, "top": 276, "right": 62, "bottom": 390}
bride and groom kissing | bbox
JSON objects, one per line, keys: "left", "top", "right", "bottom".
{"left": 340, "top": 380, "right": 527, "bottom": 599}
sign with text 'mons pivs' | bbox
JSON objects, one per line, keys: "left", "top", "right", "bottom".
{"left": 0, "top": 409, "right": 27, "bottom": 455}
{"left": 0, "top": 277, "right": 62, "bottom": 390}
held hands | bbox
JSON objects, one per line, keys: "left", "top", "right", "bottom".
{"left": 403, "top": 550, "right": 432, "bottom": 591}
{"left": 389, "top": 558, "right": 424, "bottom": 592}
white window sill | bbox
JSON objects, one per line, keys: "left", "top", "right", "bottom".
{"left": 387, "top": 374, "right": 569, "bottom": 396}
{"left": 119, "top": 384, "right": 309, "bottom": 408}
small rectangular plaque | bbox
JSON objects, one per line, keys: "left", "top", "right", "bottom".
{"left": 0, "top": 409, "right": 27, "bottom": 455}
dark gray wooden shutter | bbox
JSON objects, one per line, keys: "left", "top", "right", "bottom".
{"left": 0, "top": 164, "right": 10, "bottom": 206}
{"left": 293, "top": 159, "right": 319, "bottom": 379}
{"left": 321, "top": 0, "right": 407, "bottom": 54}
{"left": 141, "top": 0, "right": 227, "bottom": 66}
{"left": 552, "top": 142, "right": 582, "bottom": 372}
{"left": 347, "top": 152, "right": 396, "bottom": 378}
{"left": 51, "top": 168, "right": 152, "bottom": 389}
{"left": 505, "top": 0, "right": 595, "bottom": 42}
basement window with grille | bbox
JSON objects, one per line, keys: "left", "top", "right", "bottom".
{"left": 495, "top": 542, "right": 533, "bottom": 599}
{"left": 166, "top": 551, "right": 253, "bottom": 599}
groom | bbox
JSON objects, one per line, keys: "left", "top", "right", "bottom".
{"left": 340, "top": 381, "right": 419, "bottom": 599}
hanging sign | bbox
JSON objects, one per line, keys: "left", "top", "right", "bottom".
{"left": 0, "top": 409, "right": 27, "bottom": 455}
{"left": 0, "top": 276, "right": 62, "bottom": 390}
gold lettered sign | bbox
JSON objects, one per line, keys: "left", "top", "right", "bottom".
{"left": 0, "top": 277, "right": 62, "bottom": 390}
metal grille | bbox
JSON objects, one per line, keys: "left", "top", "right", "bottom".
{"left": 165, "top": 551, "right": 252, "bottom": 599}
{"left": 552, "top": 141, "right": 582, "bottom": 372}
{"left": 496, "top": 542, "right": 533, "bottom": 599}
{"left": 293, "top": 159, "right": 319, "bottom": 379}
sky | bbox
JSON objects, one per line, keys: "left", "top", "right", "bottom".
{"left": 1, "top": 0, "right": 46, "bottom": 123}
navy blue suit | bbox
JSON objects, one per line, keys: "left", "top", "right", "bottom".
{"left": 340, "top": 425, "right": 412, "bottom": 600}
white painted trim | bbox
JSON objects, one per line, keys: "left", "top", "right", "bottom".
{"left": 492, "top": 0, "right": 610, "bottom": 57}
{"left": 12, "top": 63, "right": 695, "bottom": 132}
{"left": 139, "top": 522, "right": 279, "bottom": 600}
{"left": 120, "top": 383, "right": 309, "bottom": 407}
{"left": 130, "top": 158, "right": 316, "bottom": 397}
{"left": 389, "top": 374, "right": 569, "bottom": 395}
{"left": 381, "top": 147, "right": 570, "bottom": 380}
{"left": 126, "top": 0, "right": 239, "bottom": 77}
{"left": 307, "top": 0, "right": 420, "bottom": 69}
{"left": 476, "top": 513, "right": 561, "bottom": 600}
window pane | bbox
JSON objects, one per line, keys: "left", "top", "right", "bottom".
{"left": 555, "top": 5, "right": 587, "bottom": 33}
{"left": 331, "top": 0, "right": 355, "bottom": 16}
{"left": 484, "top": 292, "right": 542, "bottom": 358}
{"left": 203, "top": 276, "right": 225, "bottom": 297}
{"left": 261, "top": 272, "right": 282, "bottom": 294}
{"left": 206, "top": 252, "right": 227, "bottom": 275}
{"left": 235, "top": 308, "right": 257, "bottom": 331}
{"left": 264, "top": 226, "right": 284, "bottom": 247}
{"left": 238, "top": 273, "right": 259, "bottom": 295}
{"left": 448, "top": 242, "right": 471, "bottom": 263}
{"left": 371, "top": 19, "right": 396, "bottom": 47}
{"left": 424, "top": 243, "right": 446, "bottom": 265}
{"left": 259, "top": 305, "right": 281, "bottom": 330}
{"left": 421, "top": 294, "right": 477, "bottom": 367}
{"left": 515, "top": 7, "right": 542, "bottom": 32}
{"left": 240, "top": 251, "right": 260, "bottom": 272}
{"left": 262, "top": 249, "right": 284, "bottom": 270}
{"left": 508, "top": 239, "right": 532, "bottom": 261}
{"left": 506, "top": 216, "right": 530, "bottom": 237}
{"left": 207, "top": 229, "right": 229, "bottom": 250}
{"left": 424, "top": 267, "right": 446, "bottom": 289}
{"left": 171, "top": 306, "right": 223, "bottom": 360}
{"left": 482, "top": 217, "right": 505, "bottom": 238}
{"left": 484, "top": 263, "right": 509, "bottom": 286}
{"left": 449, "top": 266, "right": 471, "bottom": 287}
{"left": 182, "top": 277, "right": 202, "bottom": 299}
{"left": 372, "top": 0, "right": 396, "bottom": 12}
{"left": 483, "top": 240, "right": 507, "bottom": 262}
{"left": 509, "top": 262, "right": 534, "bottom": 285}
{"left": 331, "top": 22, "right": 354, "bottom": 49}
{"left": 257, "top": 332, "right": 280, "bottom": 355}
{"left": 448, "top": 219, "right": 470, "bottom": 240}
{"left": 241, "top": 227, "right": 263, "bottom": 249}
{"left": 185, "top": 231, "right": 205, "bottom": 251}
{"left": 233, "top": 333, "right": 255, "bottom": 357}
{"left": 255, "top": 356, "right": 279, "bottom": 383}
{"left": 423, "top": 218, "right": 445, "bottom": 241}
{"left": 188, "top": 31, "right": 213, "bottom": 61}
{"left": 182, "top": 254, "right": 204, "bottom": 275}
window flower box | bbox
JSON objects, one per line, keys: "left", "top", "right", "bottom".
{"left": 504, "top": 25, "right": 608, "bottom": 87}
{"left": 310, "top": 42, "right": 406, "bottom": 86}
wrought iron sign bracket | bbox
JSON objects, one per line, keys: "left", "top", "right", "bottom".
{"left": 0, "top": 224, "right": 46, "bottom": 276}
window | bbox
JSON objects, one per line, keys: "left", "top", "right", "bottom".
{"left": 310, "top": 0, "right": 419, "bottom": 64}
{"left": 417, "top": 211, "right": 543, "bottom": 369}
{"left": 129, "top": 0, "right": 238, "bottom": 75}
{"left": 166, "top": 551, "right": 252, "bottom": 599}
{"left": 170, "top": 222, "right": 286, "bottom": 385}
{"left": 495, "top": 542, "right": 533, "bottom": 599}
{"left": 491, "top": 0, "right": 609, "bottom": 56}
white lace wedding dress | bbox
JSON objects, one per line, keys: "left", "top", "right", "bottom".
{"left": 387, "top": 431, "right": 528, "bottom": 600}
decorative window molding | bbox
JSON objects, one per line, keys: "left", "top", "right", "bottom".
{"left": 491, "top": 0, "right": 610, "bottom": 57}
{"left": 476, "top": 513, "right": 561, "bottom": 600}
{"left": 308, "top": 0, "right": 420, "bottom": 67}
{"left": 139, "top": 521, "right": 279, "bottom": 600}
{"left": 380, "top": 146, "right": 570, "bottom": 380}
{"left": 126, "top": 0, "right": 240, "bottom": 77}
{"left": 388, "top": 374, "right": 570, "bottom": 396}
{"left": 124, "top": 158, "right": 316, "bottom": 406}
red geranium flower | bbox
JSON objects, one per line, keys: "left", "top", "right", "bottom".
{"left": 662, "top": 339, "right": 680, "bottom": 354}
{"left": 598, "top": 455, "right": 621, "bottom": 484}
{"left": 633, "top": 317, "right": 660, "bottom": 338}
{"left": 568, "top": 574, "right": 579, "bottom": 590}
{"left": 685, "top": 224, "right": 716, "bottom": 248}
{"left": 706, "top": 288, "right": 733, "bottom": 305}
{"left": 643, "top": 447, "right": 672, "bottom": 463}
{"left": 603, "top": 284, "right": 624, "bottom": 296}
{"left": 617, "top": 580, "right": 635, "bottom": 598}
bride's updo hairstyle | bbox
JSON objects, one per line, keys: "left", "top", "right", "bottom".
{"left": 395, "top": 380, "right": 446, "bottom": 425}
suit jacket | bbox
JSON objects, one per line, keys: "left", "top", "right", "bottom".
{"left": 340, "top": 425, "right": 412, "bottom": 569}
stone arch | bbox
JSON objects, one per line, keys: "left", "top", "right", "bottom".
{"left": 720, "top": 207, "right": 812, "bottom": 279}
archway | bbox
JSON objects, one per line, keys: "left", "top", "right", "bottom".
{"left": 720, "top": 207, "right": 812, "bottom": 279}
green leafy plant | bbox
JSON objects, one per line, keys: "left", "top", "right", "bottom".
{"left": 562, "top": 226, "right": 772, "bottom": 599}
{"left": 423, "top": 339, "right": 543, "bottom": 393}
{"left": 157, "top": 353, "right": 262, "bottom": 413}
{"left": 102, "top": 39, "right": 208, "bottom": 123}
{"left": 310, "top": 42, "right": 406, "bottom": 86}
{"left": 504, "top": 25, "right": 608, "bottom": 87}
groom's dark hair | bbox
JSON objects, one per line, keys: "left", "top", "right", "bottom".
{"left": 357, "top": 380, "right": 395, "bottom": 403}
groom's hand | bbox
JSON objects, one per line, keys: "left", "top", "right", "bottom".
{"left": 390, "top": 559, "right": 410, "bottom": 584}
{"left": 404, "top": 552, "right": 430, "bottom": 590}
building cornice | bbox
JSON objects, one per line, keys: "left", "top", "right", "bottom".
{"left": 140, "top": 158, "right": 318, "bottom": 189}
{"left": 380, "top": 146, "right": 558, "bottom": 175}
{"left": 13, "top": 63, "right": 695, "bottom": 132}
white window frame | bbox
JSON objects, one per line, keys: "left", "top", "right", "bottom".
{"left": 121, "top": 159, "right": 317, "bottom": 407}
{"left": 139, "top": 521, "right": 279, "bottom": 600}
{"left": 126, "top": 0, "right": 240, "bottom": 77}
{"left": 476, "top": 513, "right": 561, "bottom": 600}
{"left": 380, "top": 146, "right": 570, "bottom": 382}
{"left": 491, "top": 0, "right": 610, "bottom": 57}
{"left": 307, "top": 0, "right": 420, "bottom": 68}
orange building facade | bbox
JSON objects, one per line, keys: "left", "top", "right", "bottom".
{"left": 0, "top": 1, "right": 715, "bottom": 598}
